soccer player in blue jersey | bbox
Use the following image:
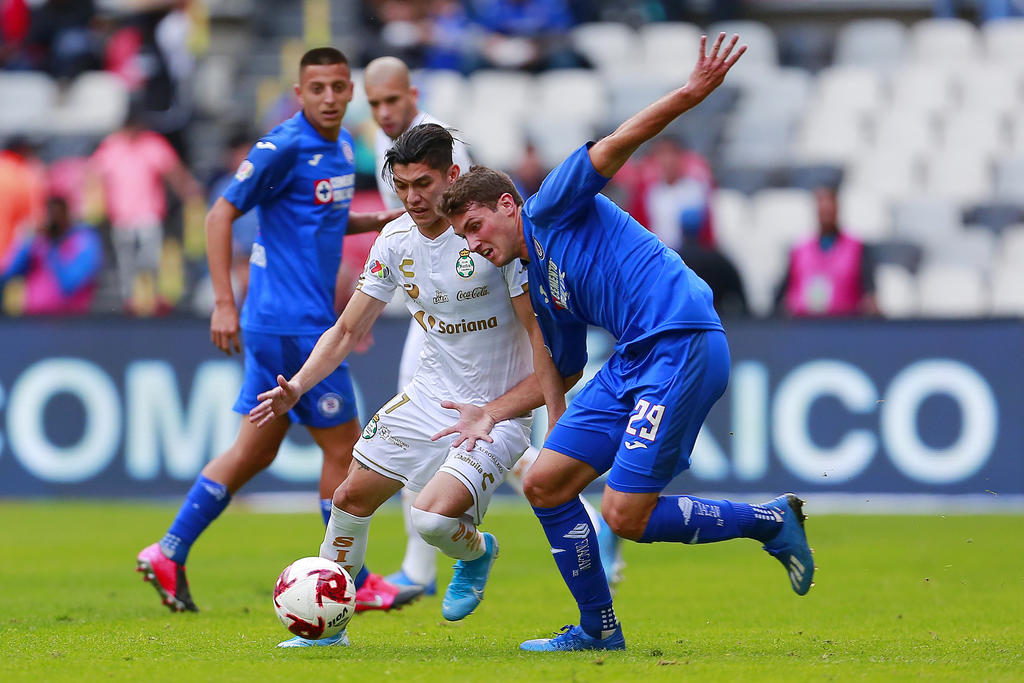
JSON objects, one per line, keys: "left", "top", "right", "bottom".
{"left": 135, "top": 47, "right": 413, "bottom": 614}
{"left": 441, "top": 34, "right": 815, "bottom": 652}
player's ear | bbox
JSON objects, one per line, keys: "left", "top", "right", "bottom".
{"left": 448, "top": 164, "right": 460, "bottom": 182}
{"left": 499, "top": 193, "right": 515, "bottom": 215}
{"left": 293, "top": 81, "right": 302, "bottom": 102}
{"left": 409, "top": 85, "right": 419, "bottom": 101}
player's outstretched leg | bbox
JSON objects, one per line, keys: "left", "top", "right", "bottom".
{"left": 277, "top": 630, "right": 350, "bottom": 648}
{"left": 761, "top": 493, "right": 814, "bottom": 595}
{"left": 135, "top": 474, "right": 231, "bottom": 612}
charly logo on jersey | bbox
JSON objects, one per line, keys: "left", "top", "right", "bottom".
{"left": 532, "top": 236, "right": 545, "bottom": 260}
{"left": 369, "top": 260, "right": 390, "bottom": 279}
{"left": 361, "top": 414, "right": 379, "bottom": 439}
{"left": 455, "top": 249, "right": 475, "bottom": 278}
{"left": 341, "top": 140, "right": 354, "bottom": 164}
{"left": 235, "top": 160, "right": 254, "bottom": 182}
{"left": 456, "top": 286, "right": 489, "bottom": 301}
{"left": 317, "top": 393, "right": 343, "bottom": 417}
{"left": 413, "top": 310, "right": 498, "bottom": 335}
{"left": 433, "top": 290, "right": 449, "bottom": 304}
{"left": 547, "top": 259, "right": 570, "bottom": 310}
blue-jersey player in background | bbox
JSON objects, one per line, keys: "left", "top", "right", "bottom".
{"left": 136, "top": 47, "right": 417, "bottom": 615}
{"left": 441, "top": 34, "right": 815, "bottom": 652}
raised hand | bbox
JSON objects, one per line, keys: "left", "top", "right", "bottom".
{"left": 431, "top": 401, "right": 496, "bottom": 451}
{"left": 249, "top": 374, "right": 302, "bottom": 427}
{"left": 684, "top": 32, "right": 746, "bottom": 103}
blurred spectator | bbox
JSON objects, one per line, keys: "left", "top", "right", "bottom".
{"left": 0, "top": 0, "right": 31, "bottom": 68}
{"left": 24, "top": 0, "right": 102, "bottom": 79}
{"left": 0, "top": 137, "right": 47, "bottom": 264}
{"left": 776, "top": 186, "right": 878, "bottom": 317}
{"left": 510, "top": 141, "right": 547, "bottom": 197}
{"left": 86, "top": 105, "right": 201, "bottom": 311}
{"left": 362, "top": 0, "right": 476, "bottom": 72}
{"left": 468, "top": 0, "right": 584, "bottom": 71}
{"left": 677, "top": 205, "right": 748, "bottom": 317}
{"left": 0, "top": 196, "right": 102, "bottom": 314}
{"left": 933, "top": 0, "right": 1023, "bottom": 21}
{"left": 619, "top": 135, "right": 715, "bottom": 250}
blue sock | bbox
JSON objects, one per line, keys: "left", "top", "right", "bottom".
{"left": 533, "top": 499, "right": 618, "bottom": 640}
{"left": 160, "top": 475, "right": 231, "bottom": 564}
{"left": 320, "top": 499, "right": 332, "bottom": 526}
{"left": 354, "top": 565, "right": 370, "bottom": 589}
{"left": 639, "top": 495, "right": 782, "bottom": 544}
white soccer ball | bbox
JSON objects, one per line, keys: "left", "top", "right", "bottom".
{"left": 273, "top": 557, "right": 356, "bottom": 639}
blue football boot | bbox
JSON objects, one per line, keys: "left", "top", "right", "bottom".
{"left": 762, "top": 493, "right": 815, "bottom": 595}
{"left": 384, "top": 568, "right": 437, "bottom": 597}
{"left": 276, "top": 629, "right": 349, "bottom": 648}
{"left": 441, "top": 532, "right": 498, "bottom": 621}
{"left": 520, "top": 624, "right": 626, "bottom": 652}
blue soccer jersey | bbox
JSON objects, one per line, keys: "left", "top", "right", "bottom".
{"left": 522, "top": 144, "right": 723, "bottom": 376}
{"left": 222, "top": 111, "right": 356, "bottom": 335}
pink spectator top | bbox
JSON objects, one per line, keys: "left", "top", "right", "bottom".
{"left": 90, "top": 130, "right": 179, "bottom": 228}
{"left": 3, "top": 227, "right": 102, "bottom": 315}
{"left": 785, "top": 233, "right": 864, "bottom": 316}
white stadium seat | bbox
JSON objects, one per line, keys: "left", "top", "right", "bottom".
{"left": 875, "top": 263, "right": 919, "bottom": 318}
{"left": 837, "top": 186, "right": 893, "bottom": 243}
{"left": 922, "top": 151, "right": 992, "bottom": 205}
{"left": 834, "top": 19, "right": 908, "bottom": 69}
{"left": 50, "top": 71, "right": 129, "bottom": 135}
{"left": 0, "top": 71, "right": 57, "bottom": 135}
{"left": 916, "top": 263, "right": 988, "bottom": 317}
{"left": 910, "top": 18, "right": 981, "bottom": 64}
{"left": 571, "top": 22, "right": 639, "bottom": 74}
{"left": 982, "top": 18, "right": 1024, "bottom": 61}
{"left": 990, "top": 263, "right": 1024, "bottom": 315}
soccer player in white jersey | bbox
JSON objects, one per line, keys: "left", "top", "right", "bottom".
{"left": 251, "top": 123, "right": 573, "bottom": 647}
{"left": 365, "top": 56, "right": 473, "bottom": 595}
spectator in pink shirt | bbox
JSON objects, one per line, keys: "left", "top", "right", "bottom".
{"left": 1, "top": 196, "right": 102, "bottom": 315}
{"left": 87, "top": 107, "right": 200, "bottom": 309}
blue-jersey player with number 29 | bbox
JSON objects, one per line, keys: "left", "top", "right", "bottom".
{"left": 135, "top": 47, "right": 415, "bottom": 618}
{"left": 442, "top": 34, "right": 814, "bottom": 652}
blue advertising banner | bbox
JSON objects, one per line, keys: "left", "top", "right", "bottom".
{"left": 1, "top": 317, "right": 1021, "bottom": 499}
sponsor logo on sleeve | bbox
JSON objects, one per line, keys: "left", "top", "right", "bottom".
{"left": 369, "top": 260, "right": 390, "bottom": 279}
{"left": 234, "top": 160, "right": 254, "bottom": 182}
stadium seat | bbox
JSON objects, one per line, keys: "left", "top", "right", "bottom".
{"left": 707, "top": 20, "right": 779, "bottom": 88}
{"left": 739, "top": 67, "right": 813, "bottom": 115}
{"left": 467, "top": 70, "right": 534, "bottom": 124}
{"left": 993, "top": 157, "right": 1024, "bottom": 202}
{"left": 846, "top": 148, "right": 922, "bottom": 201}
{"left": 910, "top": 18, "right": 981, "bottom": 64}
{"left": 751, "top": 187, "right": 817, "bottom": 247}
{"left": 1009, "top": 111, "right": 1024, "bottom": 154}
{"left": 872, "top": 239, "right": 924, "bottom": 273}
{"left": 893, "top": 197, "right": 963, "bottom": 245}
{"left": 814, "top": 66, "right": 885, "bottom": 114}
{"left": 458, "top": 110, "right": 525, "bottom": 170}
{"left": 50, "top": 71, "right": 129, "bottom": 136}
{"left": 990, "top": 263, "right": 1024, "bottom": 315}
{"left": 940, "top": 109, "right": 1007, "bottom": 158}
{"left": 0, "top": 71, "right": 57, "bottom": 135}
{"left": 837, "top": 185, "right": 893, "bottom": 243}
{"left": 637, "top": 22, "right": 702, "bottom": 82}
{"left": 414, "top": 70, "right": 468, "bottom": 130}
{"left": 712, "top": 188, "right": 752, "bottom": 246}
{"left": 916, "top": 263, "right": 988, "bottom": 317}
{"left": 952, "top": 64, "right": 1021, "bottom": 114}
{"left": 962, "top": 203, "right": 1024, "bottom": 233}
{"left": 995, "top": 225, "right": 1024, "bottom": 268}
{"left": 571, "top": 22, "right": 639, "bottom": 75}
{"left": 982, "top": 18, "right": 1024, "bottom": 62}
{"left": 523, "top": 115, "right": 595, "bottom": 169}
{"left": 793, "top": 107, "right": 867, "bottom": 164}
{"left": 715, "top": 165, "right": 780, "bottom": 194}
{"left": 534, "top": 69, "right": 607, "bottom": 128}
{"left": 921, "top": 226, "right": 996, "bottom": 271}
{"left": 872, "top": 108, "right": 939, "bottom": 156}
{"left": 786, "top": 164, "right": 844, "bottom": 191}
{"left": 875, "top": 263, "right": 919, "bottom": 317}
{"left": 834, "top": 19, "right": 908, "bottom": 69}
{"left": 888, "top": 65, "right": 955, "bottom": 114}
{"left": 922, "top": 151, "right": 992, "bottom": 205}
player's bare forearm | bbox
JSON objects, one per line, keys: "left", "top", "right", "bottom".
{"left": 206, "top": 197, "right": 242, "bottom": 306}
{"left": 348, "top": 208, "right": 405, "bottom": 234}
{"left": 589, "top": 33, "right": 745, "bottom": 178}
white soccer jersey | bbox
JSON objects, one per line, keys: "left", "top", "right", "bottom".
{"left": 374, "top": 111, "right": 474, "bottom": 210}
{"left": 356, "top": 214, "right": 532, "bottom": 409}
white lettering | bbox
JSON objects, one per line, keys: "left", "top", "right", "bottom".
{"left": 8, "top": 359, "right": 120, "bottom": 482}
{"left": 732, "top": 361, "right": 769, "bottom": 481}
{"left": 773, "top": 360, "right": 877, "bottom": 483}
{"left": 881, "top": 360, "right": 996, "bottom": 484}
{"left": 125, "top": 361, "right": 242, "bottom": 480}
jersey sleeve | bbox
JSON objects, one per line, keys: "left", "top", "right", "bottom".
{"left": 220, "top": 136, "right": 296, "bottom": 213}
{"left": 524, "top": 143, "right": 610, "bottom": 228}
{"left": 531, "top": 290, "right": 588, "bottom": 378}
{"left": 501, "top": 259, "right": 529, "bottom": 298}
{"left": 354, "top": 231, "right": 398, "bottom": 303}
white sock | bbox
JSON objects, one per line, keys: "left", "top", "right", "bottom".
{"left": 319, "top": 504, "right": 372, "bottom": 579}
{"left": 399, "top": 487, "right": 438, "bottom": 585}
{"left": 409, "top": 507, "right": 486, "bottom": 561}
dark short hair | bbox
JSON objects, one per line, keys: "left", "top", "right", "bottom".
{"left": 383, "top": 123, "right": 456, "bottom": 181}
{"left": 299, "top": 47, "right": 348, "bottom": 74}
{"left": 440, "top": 166, "right": 523, "bottom": 217}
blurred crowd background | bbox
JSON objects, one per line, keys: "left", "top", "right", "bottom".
{"left": 2, "top": 0, "right": 1023, "bottom": 320}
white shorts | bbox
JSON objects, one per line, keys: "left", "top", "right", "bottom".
{"left": 352, "top": 388, "right": 531, "bottom": 525}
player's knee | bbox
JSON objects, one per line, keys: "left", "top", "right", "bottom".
{"left": 330, "top": 479, "right": 373, "bottom": 517}
{"left": 409, "top": 507, "right": 458, "bottom": 546}
{"left": 522, "top": 471, "right": 571, "bottom": 508}
{"left": 601, "top": 505, "right": 647, "bottom": 541}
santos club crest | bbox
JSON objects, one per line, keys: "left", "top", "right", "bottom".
{"left": 456, "top": 249, "right": 475, "bottom": 278}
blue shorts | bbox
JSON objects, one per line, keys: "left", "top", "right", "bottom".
{"left": 233, "top": 331, "right": 359, "bottom": 428}
{"left": 545, "top": 329, "right": 730, "bottom": 493}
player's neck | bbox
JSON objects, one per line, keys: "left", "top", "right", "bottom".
{"left": 417, "top": 219, "right": 449, "bottom": 241}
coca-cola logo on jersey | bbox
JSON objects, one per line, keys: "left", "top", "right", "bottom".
{"left": 456, "top": 286, "right": 489, "bottom": 301}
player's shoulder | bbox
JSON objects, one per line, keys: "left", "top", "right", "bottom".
{"left": 255, "top": 116, "right": 303, "bottom": 154}
{"left": 379, "top": 212, "right": 416, "bottom": 240}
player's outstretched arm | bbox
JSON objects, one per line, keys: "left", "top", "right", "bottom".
{"left": 588, "top": 32, "right": 745, "bottom": 179}
{"left": 431, "top": 293, "right": 581, "bottom": 449}
{"left": 249, "top": 291, "right": 387, "bottom": 426}
{"left": 207, "top": 197, "right": 244, "bottom": 355}
{"left": 347, "top": 207, "right": 406, "bottom": 234}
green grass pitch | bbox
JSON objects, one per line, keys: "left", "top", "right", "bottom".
{"left": 1, "top": 500, "right": 1021, "bottom": 681}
